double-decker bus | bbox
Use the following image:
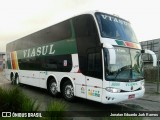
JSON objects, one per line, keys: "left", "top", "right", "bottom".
{"left": 5, "top": 11, "right": 157, "bottom": 104}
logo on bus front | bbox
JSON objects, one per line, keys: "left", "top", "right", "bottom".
{"left": 126, "top": 82, "right": 137, "bottom": 86}
{"left": 111, "top": 82, "right": 120, "bottom": 86}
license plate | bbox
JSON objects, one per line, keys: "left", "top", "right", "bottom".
{"left": 128, "top": 94, "right": 135, "bottom": 99}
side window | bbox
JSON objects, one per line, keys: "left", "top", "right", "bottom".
{"left": 73, "top": 15, "right": 98, "bottom": 38}
{"left": 11, "top": 42, "right": 15, "bottom": 52}
{"left": 43, "top": 56, "right": 58, "bottom": 71}
{"left": 18, "top": 57, "right": 40, "bottom": 70}
{"left": 32, "top": 20, "right": 72, "bottom": 46}
{"left": 87, "top": 52, "right": 102, "bottom": 79}
{"left": 11, "top": 20, "right": 72, "bottom": 52}
{"left": 41, "top": 55, "right": 72, "bottom": 72}
{"left": 6, "top": 44, "right": 11, "bottom": 53}
{"left": 51, "top": 20, "right": 71, "bottom": 41}
{"left": 73, "top": 14, "right": 100, "bottom": 76}
{"left": 14, "top": 39, "right": 23, "bottom": 51}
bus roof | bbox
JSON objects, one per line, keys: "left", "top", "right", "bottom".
{"left": 6, "top": 10, "right": 129, "bottom": 48}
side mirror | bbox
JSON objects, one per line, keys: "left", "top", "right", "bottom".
{"left": 141, "top": 49, "right": 157, "bottom": 66}
{"left": 103, "top": 43, "right": 116, "bottom": 64}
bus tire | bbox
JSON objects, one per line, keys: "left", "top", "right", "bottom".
{"left": 48, "top": 79, "right": 58, "bottom": 97}
{"left": 15, "top": 75, "right": 19, "bottom": 85}
{"left": 10, "top": 73, "right": 14, "bottom": 85}
{"left": 62, "top": 81, "right": 75, "bottom": 101}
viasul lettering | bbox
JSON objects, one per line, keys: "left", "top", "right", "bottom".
{"left": 23, "top": 44, "right": 55, "bottom": 58}
{"left": 101, "top": 14, "right": 129, "bottom": 26}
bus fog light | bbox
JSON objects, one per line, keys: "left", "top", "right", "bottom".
{"left": 105, "top": 87, "right": 121, "bottom": 93}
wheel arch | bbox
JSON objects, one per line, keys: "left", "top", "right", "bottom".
{"left": 60, "top": 76, "right": 75, "bottom": 94}
{"left": 46, "top": 75, "right": 58, "bottom": 89}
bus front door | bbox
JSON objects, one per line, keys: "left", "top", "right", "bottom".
{"left": 86, "top": 52, "right": 103, "bottom": 102}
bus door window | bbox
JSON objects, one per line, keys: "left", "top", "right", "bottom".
{"left": 87, "top": 52, "right": 102, "bottom": 79}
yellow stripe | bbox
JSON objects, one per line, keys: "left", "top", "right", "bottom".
{"left": 11, "top": 51, "right": 19, "bottom": 70}
{"left": 14, "top": 51, "right": 19, "bottom": 70}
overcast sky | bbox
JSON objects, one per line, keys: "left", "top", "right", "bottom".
{"left": 0, "top": 0, "right": 160, "bottom": 52}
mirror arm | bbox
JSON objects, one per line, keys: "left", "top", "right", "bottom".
{"left": 141, "top": 49, "right": 157, "bottom": 66}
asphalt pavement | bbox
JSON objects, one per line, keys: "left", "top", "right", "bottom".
{"left": 141, "top": 82, "right": 160, "bottom": 103}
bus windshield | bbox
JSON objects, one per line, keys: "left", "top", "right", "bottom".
{"left": 95, "top": 12, "right": 138, "bottom": 43}
{"left": 104, "top": 47, "right": 144, "bottom": 81}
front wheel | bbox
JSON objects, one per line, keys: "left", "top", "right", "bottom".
{"left": 62, "top": 81, "right": 75, "bottom": 101}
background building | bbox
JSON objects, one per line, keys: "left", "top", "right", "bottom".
{"left": 140, "top": 38, "right": 160, "bottom": 62}
{"left": 140, "top": 38, "right": 160, "bottom": 82}
{"left": 0, "top": 52, "right": 5, "bottom": 71}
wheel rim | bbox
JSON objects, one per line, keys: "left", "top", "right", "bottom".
{"left": 16, "top": 77, "right": 19, "bottom": 85}
{"left": 65, "top": 85, "right": 74, "bottom": 98}
{"left": 50, "top": 82, "right": 57, "bottom": 95}
{"left": 11, "top": 76, "right": 14, "bottom": 81}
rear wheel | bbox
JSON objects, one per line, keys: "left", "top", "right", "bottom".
{"left": 10, "top": 74, "right": 14, "bottom": 85}
{"left": 48, "top": 79, "right": 58, "bottom": 97}
{"left": 62, "top": 81, "right": 74, "bottom": 101}
{"left": 15, "top": 76, "right": 19, "bottom": 85}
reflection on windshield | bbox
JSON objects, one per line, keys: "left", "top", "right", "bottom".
{"left": 104, "top": 47, "right": 143, "bottom": 81}
{"left": 95, "top": 12, "right": 138, "bottom": 43}
{"left": 131, "top": 49, "right": 144, "bottom": 79}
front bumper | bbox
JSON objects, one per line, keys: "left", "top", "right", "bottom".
{"left": 101, "top": 88, "right": 145, "bottom": 104}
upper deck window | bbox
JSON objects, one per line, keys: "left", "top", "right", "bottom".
{"left": 95, "top": 12, "right": 138, "bottom": 43}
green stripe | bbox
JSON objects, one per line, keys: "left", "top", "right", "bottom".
{"left": 16, "top": 38, "right": 77, "bottom": 59}
{"left": 15, "top": 20, "right": 77, "bottom": 60}
{"left": 115, "top": 40, "right": 125, "bottom": 46}
{"left": 7, "top": 60, "right": 12, "bottom": 69}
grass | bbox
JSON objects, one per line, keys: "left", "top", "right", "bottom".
{"left": 0, "top": 87, "right": 68, "bottom": 120}
{"left": 45, "top": 100, "right": 68, "bottom": 120}
{"left": 0, "top": 87, "right": 39, "bottom": 112}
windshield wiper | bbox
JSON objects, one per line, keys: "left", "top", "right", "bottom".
{"left": 115, "top": 65, "right": 132, "bottom": 80}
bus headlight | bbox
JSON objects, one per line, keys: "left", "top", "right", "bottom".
{"left": 105, "top": 87, "right": 121, "bottom": 93}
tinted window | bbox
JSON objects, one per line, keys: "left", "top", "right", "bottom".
{"left": 7, "top": 20, "right": 72, "bottom": 52}
{"left": 73, "top": 14, "right": 101, "bottom": 76}
{"left": 87, "top": 52, "right": 102, "bottom": 78}
{"left": 18, "top": 55, "right": 72, "bottom": 72}
{"left": 95, "top": 12, "right": 138, "bottom": 43}
{"left": 18, "top": 57, "right": 40, "bottom": 70}
{"left": 43, "top": 55, "right": 72, "bottom": 72}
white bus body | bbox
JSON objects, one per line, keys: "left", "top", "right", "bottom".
{"left": 5, "top": 11, "right": 157, "bottom": 104}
